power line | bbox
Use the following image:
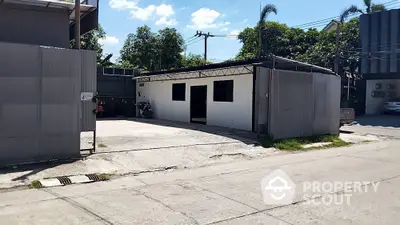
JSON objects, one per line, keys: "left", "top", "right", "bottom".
{"left": 294, "top": 0, "right": 399, "bottom": 29}
{"left": 184, "top": 37, "right": 204, "bottom": 47}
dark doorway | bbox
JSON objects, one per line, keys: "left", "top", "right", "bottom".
{"left": 190, "top": 85, "right": 207, "bottom": 124}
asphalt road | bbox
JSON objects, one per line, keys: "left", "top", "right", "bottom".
{"left": 1, "top": 140, "right": 399, "bottom": 225}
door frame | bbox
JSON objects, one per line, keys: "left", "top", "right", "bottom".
{"left": 190, "top": 85, "right": 207, "bottom": 124}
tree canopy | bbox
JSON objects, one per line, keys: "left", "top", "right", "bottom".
{"left": 237, "top": 22, "right": 319, "bottom": 60}
{"left": 71, "top": 24, "right": 113, "bottom": 67}
{"left": 236, "top": 18, "right": 360, "bottom": 78}
{"left": 119, "top": 26, "right": 186, "bottom": 71}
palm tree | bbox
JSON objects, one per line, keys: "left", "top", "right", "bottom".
{"left": 258, "top": 4, "right": 278, "bottom": 57}
{"left": 340, "top": 0, "right": 386, "bottom": 22}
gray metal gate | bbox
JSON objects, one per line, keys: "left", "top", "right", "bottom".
{"left": 80, "top": 50, "right": 97, "bottom": 153}
{"left": 0, "top": 42, "right": 97, "bottom": 166}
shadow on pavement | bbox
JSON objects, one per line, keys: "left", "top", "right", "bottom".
{"left": 0, "top": 159, "right": 81, "bottom": 182}
{"left": 355, "top": 115, "right": 400, "bottom": 128}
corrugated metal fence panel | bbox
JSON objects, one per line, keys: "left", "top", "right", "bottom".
{"left": 312, "top": 74, "right": 328, "bottom": 134}
{"left": 0, "top": 43, "right": 82, "bottom": 166}
{"left": 40, "top": 47, "right": 81, "bottom": 158}
{"left": 0, "top": 42, "right": 41, "bottom": 165}
{"left": 312, "top": 73, "right": 340, "bottom": 135}
{"left": 254, "top": 67, "right": 270, "bottom": 133}
{"left": 327, "top": 75, "right": 341, "bottom": 134}
{"left": 80, "top": 50, "right": 97, "bottom": 132}
{"left": 269, "top": 70, "right": 314, "bottom": 139}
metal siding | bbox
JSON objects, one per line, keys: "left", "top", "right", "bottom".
{"left": 0, "top": 3, "right": 69, "bottom": 48}
{"left": 0, "top": 42, "right": 95, "bottom": 166}
{"left": 380, "top": 11, "right": 389, "bottom": 73}
{"left": 312, "top": 74, "right": 340, "bottom": 135}
{"left": 0, "top": 43, "right": 41, "bottom": 164}
{"left": 312, "top": 74, "right": 328, "bottom": 134}
{"left": 40, "top": 47, "right": 81, "bottom": 160}
{"left": 268, "top": 70, "right": 340, "bottom": 139}
{"left": 81, "top": 51, "right": 97, "bottom": 132}
{"left": 370, "top": 13, "right": 379, "bottom": 74}
{"left": 269, "top": 70, "right": 314, "bottom": 139}
{"left": 360, "top": 14, "right": 370, "bottom": 74}
{"left": 390, "top": 10, "right": 399, "bottom": 72}
{"left": 254, "top": 67, "right": 270, "bottom": 133}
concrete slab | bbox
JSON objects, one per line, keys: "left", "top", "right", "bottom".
{"left": 212, "top": 212, "right": 289, "bottom": 225}
{"left": 0, "top": 198, "right": 98, "bottom": 225}
{"left": 188, "top": 151, "right": 400, "bottom": 211}
{"left": 0, "top": 189, "right": 56, "bottom": 207}
{"left": 139, "top": 182, "right": 256, "bottom": 225}
{"left": 40, "top": 178, "right": 62, "bottom": 187}
{"left": 71, "top": 188, "right": 196, "bottom": 225}
{"left": 344, "top": 141, "right": 400, "bottom": 163}
{"left": 68, "top": 175, "right": 92, "bottom": 184}
{"left": 268, "top": 176, "right": 400, "bottom": 225}
{"left": 50, "top": 176, "right": 145, "bottom": 198}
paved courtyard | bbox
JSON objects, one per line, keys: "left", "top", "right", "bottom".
{"left": 0, "top": 119, "right": 276, "bottom": 188}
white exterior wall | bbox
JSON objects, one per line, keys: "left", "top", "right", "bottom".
{"left": 366, "top": 79, "right": 400, "bottom": 115}
{"left": 137, "top": 74, "right": 253, "bottom": 131}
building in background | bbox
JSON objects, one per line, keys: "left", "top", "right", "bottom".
{"left": 97, "top": 67, "right": 137, "bottom": 118}
{"left": 322, "top": 19, "right": 339, "bottom": 32}
{"left": 136, "top": 56, "right": 341, "bottom": 140}
{"left": 357, "top": 9, "right": 400, "bottom": 115}
{"left": 0, "top": 0, "right": 98, "bottom": 166}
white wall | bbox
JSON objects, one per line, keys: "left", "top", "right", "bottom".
{"left": 366, "top": 79, "right": 400, "bottom": 115}
{"left": 137, "top": 74, "right": 253, "bottom": 131}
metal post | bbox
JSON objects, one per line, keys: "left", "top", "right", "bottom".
{"left": 75, "top": 0, "right": 81, "bottom": 49}
{"left": 347, "top": 76, "right": 351, "bottom": 101}
{"left": 334, "top": 22, "right": 341, "bottom": 74}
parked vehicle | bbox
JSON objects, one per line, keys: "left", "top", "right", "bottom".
{"left": 383, "top": 98, "right": 400, "bottom": 114}
{"left": 340, "top": 108, "right": 355, "bottom": 127}
{"left": 137, "top": 101, "right": 154, "bottom": 118}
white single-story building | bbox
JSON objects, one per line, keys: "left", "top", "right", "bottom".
{"left": 136, "top": 56, "right": 341, "bottom": 139}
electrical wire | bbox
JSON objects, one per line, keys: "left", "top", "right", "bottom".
{"left": 294, "top": 0, "right": 399, "bottom": 29}
{"left": 184, "top": 37, "right": 204, "bottom": 47}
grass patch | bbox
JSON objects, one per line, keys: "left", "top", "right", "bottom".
{"left": 30, "top": 180, "right": 42, "bottom": 189}
{"left": 260, "top": 135, "right": 351, "bottom": 151}
{"left": 98, "top": 143, "right": 107, "bottom": 148}
{"left": 98, "top": 173, "right": 111, "bottom": 181}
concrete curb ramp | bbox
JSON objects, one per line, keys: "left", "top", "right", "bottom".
{"left": 38, "top": 174, "right": 102, "bottom": 188}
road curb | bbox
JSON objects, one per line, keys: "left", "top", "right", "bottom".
{"left": 36, "top": 174, "right": 107, "bottom": 188}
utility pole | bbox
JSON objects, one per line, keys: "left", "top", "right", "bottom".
{"left": 195, "top": 31, "right": 214, "bottom": 61}
{"left": 74, "top": 0, "right": 81, "bottom": 49}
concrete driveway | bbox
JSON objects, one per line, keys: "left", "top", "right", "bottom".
{"left": 0, "top": 119, "right": 275, "bottom": 188}
{"left": 342, "top": 115, "right": 400, "bottom": 139}
{"left": 96, "top": 119, "right": 259, "bottom": 152}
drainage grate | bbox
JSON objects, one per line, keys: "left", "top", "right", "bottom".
{"left": 86, "top": 174, "right": 101, "bottom": 182}
{"left": 57, "top": 176, "right": 72, "bottom": 185}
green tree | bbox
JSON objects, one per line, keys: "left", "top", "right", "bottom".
{"left": 236, "top": 22, "right": 319, "bottom": 60}
{"left": 340, "top": 0, "right": 386, "bottom": 22}
{"left": 297, "top": 18, "right": 360, "bottom": 78}
{"left": 257, "top": 4, "right": 278, "bottom": 57}
{"left": 119, "top": 26, "right": 185, "bottom": 71}
{"left": 70, "top": 24, "right": 113, "bottom": 67}
{"left": 120, "top": 26, "right": 158, "bottom": 71}
{"left": 181, "top": 54, "right": 211, "bottom": 67}
{"left": 156, "top": 28, "right": 185, "bottom": 70}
